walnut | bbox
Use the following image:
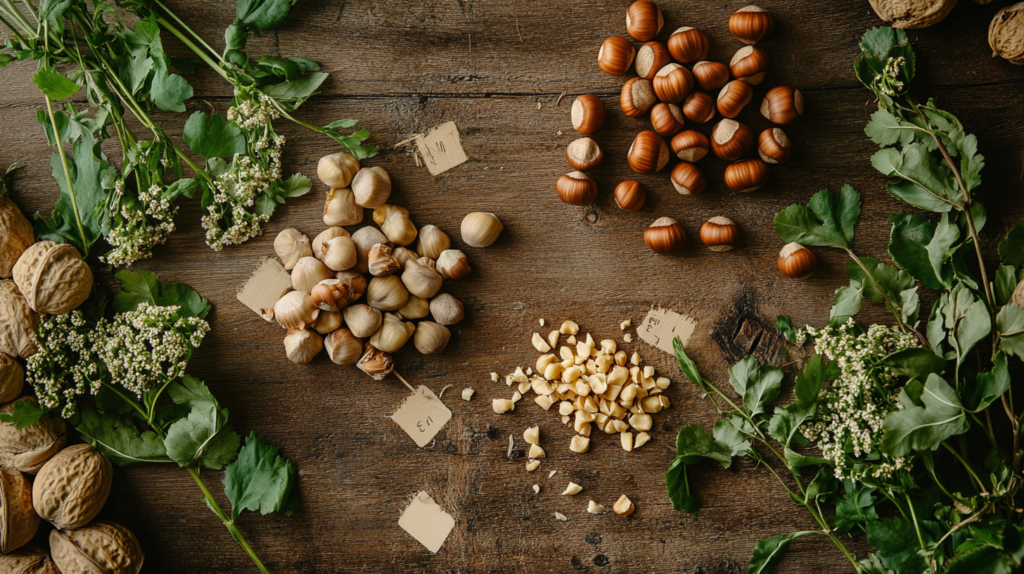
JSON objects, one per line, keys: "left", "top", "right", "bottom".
{"left": 50, "top": 521, "right": 144, "bottom": 574}
{"left": 0, "top": 397, "right": 67, "bottom": 473}
{"left": 32, "top": 444, "right": 113, "bottom": 530}
{"left": 0, "top": 194, "right": 34, "bottom": 279}
{"left": 990, "top": 2, "right": 1024, "bottom": 65}
{"left": 0, "top": 280, "right": 39, "bottom": 359}
{"left": 0, "top": 468, "right": 39, "bottom": 554}
{"left": 12, "top": 241, "right": 93, "bottom": 315}
{"left": 0, "top": 353, "right": 24, "bottom": 404}
{"left": 0, "top": 545, "right": 61, "bottom": 574}
{"left": 868, "top": 0, "right": 957, "bottom": 28}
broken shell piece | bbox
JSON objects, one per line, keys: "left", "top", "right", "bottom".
{"left": 549, "top": 470, "right": 557, "bottom": 478}
{"left": 524, "top": 426, "right": 540, "bottom": 445}
{"left": 512, "top": 391, "right": 522, "bottom": 403}
{"left": 462, "top": 388, "right": 475, "bottom": 401}
{"left": 539, "top": 318, "right": 545, "bottom": 326}
{"left": 634, "top": 432, "right": 651, "bottom": 448}
{"left": 562, "top": 482, "right": 583, "bottom": 496}
{"left": 587, "top": 501, "right": 606, "bottom": 514}
{"left": 624, "top": 333, "right": 633, "bottom": 343}
{"left": 526, "top": 460, "right": 541, "bottom": 472}
{"left": 554, "top": 512, "right": 568, "bottom": 521}
{"left": 613, "top": 495, "right": 635, "bottom": 516}
{"left": 493, "top": 399, "right": 515, "bottom": 413}
{"left": 630, "top": 352, "right": 642, "bottom": 365}
{"left": 528, "top": 444, "right": 545, "bottom": 459}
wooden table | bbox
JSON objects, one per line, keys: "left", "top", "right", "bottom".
{"left": 3, "top": 0, "right": 1023, "bottom": 572}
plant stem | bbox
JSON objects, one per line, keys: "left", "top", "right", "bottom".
{"left": 43, "top": 80, "right": 89, "bottom": 256}
{"left": 154, "top": 16, "right": 230, "bottom": 81}
{"left": 187, "top": 468, "right": 270, "bottom": 574}
{"left": 905, "top": 493, "right": 926, "bottom": 551}
{"left": 943, "top": 442, "right": 986, "bottom": 493}
{"left": 151, "top": 0, "right": 225, "bottom": 65}
{"left": 847, "top": 250, "right": 908, "bottom": 332}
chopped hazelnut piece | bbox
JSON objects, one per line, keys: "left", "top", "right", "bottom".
{"left": 620, "top": 319, "right": 631, "bottom": 330}
{"left": 526, "top": 460, "right": 540, "bottom": 472}
{"left": 562, "top": 482, "right": 583, "bottom": 496}
{"left": 587, "top": 501, "right": 605, "bottom": 514}
{"left": 490, "top": 372, "right": 499, "bottom": 382}
{"left": 492, "top": 399, "right": 514, "bottom": 413}
{"left": 529, "top": 444, "right": 546, "bottom": 459}
{"left": 613, "top": 494, "right": 635, "bottom": 516}
{"left": 560, "top": 320, "right": 580, "bottom": 335}
{"left": 532, "top": 332, "right": 551, "bottom": 353}
{"left": 533, "top": 484, "right": 540, "bottom": 494}
{"left": 634, "top": 432, "right": 651, "bottom": 448}
{"left": 524, "top": 425, "right": 540, "bottom": 445}
{"left": 462, "top": 388, "right": 475, "bottom": 401}
{"left": 554, "top": 511, "right": 568, "bottom": 521}
{"left": 623, "top": 333, "right": 633, "bottom": 343}
{"left": 621, "top": 432, "right": 634, "bottom": 452}
{"left": 570, "top": 435, "right": 590, "bottom": 453}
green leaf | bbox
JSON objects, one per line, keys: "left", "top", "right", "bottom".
{"left": 944, "top": 546, "right": 1017, "bottom": 574}
{"left": 164, "top": 377, "right": 241, "bottom": 470}
{"left": 994, "top": 265, "right": 1017, "bottom": 306}
{"left": 996, "top": 303, "right": 1024, "bottom": 360}
{"left": 998, "top": 224, "right": 1024, "bottom": 267}
{"left": 956, "top": 299, "right": 991, "bottom": 362}
{"left": 113, "top": 270, "right": 210, "bottom": 318}
{"left": 713, "top": 418, "right": 751, "bottom": 460}
{"left": 254, "top": 192, "right": 278, "bottom": 217}
{"left": 665, "top": 458, "right": 699, "bottom": 515}
{"left": 748, "top": 531, "right": 814, "bottom": 574}
{"left": 150, "top": 70, "right": 193, "bottom": 113}
{"left": 38, "top": 0, "right": 71, "bottom": 20}
{"left": 256, "top": 55, "right": 299, "bottom": 81}
{"left": 33, "top": 67, "right": 81, "bottom": 100}
{"left": 829, "top": 284, "right": 862, "bottom": 326}
{"left": 888, "top": 213, "right": 958, "bottom": 289}
{"left": 882, "top": 143, "right": 962, "bottom": 212}
{"left": 673, "top": 337, "right": 707, "bottom": 392}
{"left": 272, "top": 172, "right": 312, "bottom": 198}
{"left": 865, "top": 109, "right": 920, "bottom": 147}
{"left": 728, "top": 356, "right": 784, "bottom": 417}
{"left": 75, "top": 407, "right": 171, "bottom": 466}
{"left": 261, "top": 72, "right": 328, "bottom": 101}
{"left": 831, "top": 480, "right": 878, "bottom": 533}
{"left": 775, "top": 316, "right": 797, "bottom": 343}
{"left": 773, "top": 186, "right": 860, "bottom": 250}
{"left": 784, "top": 448, "right": 828, "bottom": 468}
{"left": 0, "top": 400, "right": 50, "bottom": 429}
{"left": 867, "top": 517, "right": 928, "bottom": 573}
{"left": 881, "top": 374, "right": 967, "bottom": 458}
{"left": 183, "top": 111, "right": 246, "bottom": 159}
{"left": 223, "top": 432, "right": 299, "bottom": 521}
{"left": 676, "top": 424, "right": 733, "bottom": 467}
{"left": 237, "top": 0, "right": 295, "bottom": 33}
{"left": 964, "top": 353, "right": 1010, "bottom": 413}
{"left": 877, "top": 347, "right": 946, "bottom": 381}
{"left": 36, "top": 130, "right": 110, "bottom": 253}
{"left": 846, "top": 257, "right": 914, "bottom": 310}
{"left": 857, "top": 553, "right": 894, "bottom": 574}
{"left": 324, "top": 119, "right": 358, "bottom": 129}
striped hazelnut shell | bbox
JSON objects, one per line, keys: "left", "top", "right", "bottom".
{"left": 700, "top": 216, "right": 738, "bottom": 252}
{"left": 778, "top": 243, "right": 816, "bottom": 279}
{"left": 711, "top": 119, "right": 753, "bottom": 161}
{"left": 761, "top": 86, "right": 804, "bottom": 125}
{"left": 670, "top": 130, "right": 710, "bottom": 162}
{"left": 557, "top": 172, "right": 598, "bottom": 206}
{"left": 614, "top": 180, "right": 646, "bottom": 212}
{"left": 682, "top": 91, "right": 716, "bottom": 123}
{"left": 566, "top": 138, "right": 604, "bottom": 171}
{"left": 667, "top": 27, "right": 710, "bottom": 63}
{"left": 621, "top": 78, "right": 656, "bottom": 117}
{"left": 724, "top": 158, "right": 769, "bottom": 192}
{"left": 758, "top": 128, "right": 792, "bottom": 164}
{"left": 729, "top": 5, "right": 774, "bottom": 44}
{"left": 626, "top": 1, "right": 665, "bottom": 42}
{"left": 692, "top": 61, "right": 731, "bottom": 91}
{"left": 717, "top": 80, "right": 754, "bottom": 118}
{"left": 652, "top": 63, "right": 694, "bottom": 104}
{"left": 598, "top": 36, "right": 636, "bottom": 76}
{"left": 645, "top": 217, "right": 686, "bottom": 255}
{"left": 651, "top": 103, "right": 686, "bottom": 137}
{"left": 627, "top": 131, "right": 670, "bottom": 174}
{"left": 571, "top": 95, "right": 605, "bottom": 135}
{"left": 635, "top": 41, "right": 671, "bottom": 79}
{"left": 730, "top": 46, "right": 769, "bottom": 85}
{"left": 670, "top": 162, "right": 706, "bottom": 196}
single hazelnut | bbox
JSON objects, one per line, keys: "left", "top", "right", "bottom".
{"left": 373, "top": 204, "right": 417, "bottom": 246}
{"left": 414, "top": 321, "right": 452, "bottom": 355}
{"left": 644, "top": 217, "right": 686, "bottom": 255}
{"left": 711, "top": 119, "right": 753, "bottom": 161}
{"left": 667, "top": 27, "right": 710, "bottom": 63}
{"left": 314, "top": 309, "right": 342, "bottom": 335}
{"left": 273, "top": 229, "right": 311, "bottom": 270}
{"left": 761, "top": 86, "right": 804, "bottom": 125}
{"left": 367, "top": 274, "right": 409, "bottom": 311}
{"left": 692, "top": 61, "right": 730, "bottom": 91}
{"left": 758, "top": 128, "right": 792, "bottom": 164}
{"left": 367, "top": 243, "right": 402, "bottom": 276}
{"left": 291, "top": 256, "right": 333, "bottom": 293}
{"left": 871, "top": 0, "right": 956, "bottom": 29}
{"left": 682, "top": 91, "right": 715, "bottom": 124}
{"left": 436, "top": 249, "right": 471, "bottom": 279}
{"left": 323, "top": 187, "right": 363, "bottom": 227}
{"left": 343, "top": 304, "right": 383, "bottom": 338}
{"left": 729, "top": 5, "right": 773, "bottom": 44}
{"left": 571, "top": 95, "right": 605, "bottom": 134}
{"left": 311, "top": 278, "right": 351, "bottom": 312}
{"left": 317, "top": 152, "right": 359, "bottom": 188}
{"left": 670, "top": 162, "right": 706, "bottom": 195}
{"left": 778, "top": 243, "right": 816, "bottom": 279}
{"left": 369, "top": 312, "right": 415, "bottom": 353}
{"left": 351, "top": 166, "right": 392, "bottom": 208}
{"left": 430, "top": 293, "right": 465, "bottom": 326}
{"left": 652, "top": 63, "right": 694, "bottom": 104}
{"left": 670, "top": 130, "right": 710, "bottom": 162}
{"left": 650, "top": 103, "right": 685, "bottom": 137}
{"left": 415, "top": 224, "right": 451, "bottom": 260}
{"left": 397, "top": 295, "right": 430, "bottom": 320}
{"left": 635, "top": 41, "right": 670, "bottom": 79}
{"left": 312, "top": 227, "right": 350, "bottom": 261}
{"left": 461, "top": 212, "right": 503, "bottom": 247}
{"left": 598, "top": 36, "right": 636, "bottom": 76}
{"left": 700, "top": 216, "right": 738, "bottom": 252}
{"left": 320, "top": 236, "right": 357, "bottom": 271}
{"left": 724, "top": 158, "right": 769, "bottom": 192}
{"left": 566, "top": 138, "right": 604, "bottom": 172}
{"left": 284, "top": 329, "right": 323, "bottom": 364}
{"left": 626, "top": 0, "right": 664, "bottom": 42}
{"left": 620, "top": 78, "right": 656, "bottom": 118}
{"left": 614, "top": 180, "right": 646, "bottom": 212}
{"left": 325, "top": 328, "right": 363, "bottom": 365}
{"left": 401, "top": 257, "right": 443, "bottom": 299}
{"left": 627, "top": 130, "right": 670, "bottom": 174}
{"left": 730, "top": 46, "right": 769, "bottom": 85}
{"left": 717, "top": 80, "right": 754, "bottom": 119}
{"left": 356, "top": 342, "right": 394, "bottom": 380}
{"left": 557, "top": 172, "right": 598, "bottom": 206}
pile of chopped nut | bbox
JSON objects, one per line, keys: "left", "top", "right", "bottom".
{"left": 490, "top": 320, "right": 670, "bottom": 465}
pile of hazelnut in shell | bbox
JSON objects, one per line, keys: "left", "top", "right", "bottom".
{"left": 270, "top": 152, "right": 504, "bottom": 378}
{"left": 560, "top": 2, "right": 812, "bottom": 277}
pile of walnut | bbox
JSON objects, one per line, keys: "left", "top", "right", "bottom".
{"left": 490, "top": 320, "right": 669, "bottom": 469}
{"left": 271, "top": 151, "right": 503, "bottom": 379}
{"left": 560, "top": 2, "right": 802, "bottom": 265}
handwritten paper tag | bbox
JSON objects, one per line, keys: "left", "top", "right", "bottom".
{"left": 398, "top": 491, "right": 455, "bottom": 553}
{"left": 637, "top": 305, "right": 698, "bottom": 355}
{"left": 415, "top": 122, "right": 468, "bottom": 175}
{"left": 236, "top": 258, "right": 292, "bottom": 322}
{"left": 391, "top": 385, "right": 452, "bottom": 447}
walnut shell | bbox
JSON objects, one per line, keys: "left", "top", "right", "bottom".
{"left": 0, "top": 545, "right": 62, "bottom": 573}
{"left": 50, "top": 521, "right": 144, "bottom": 574}
{"left": 0, "top": 397, "right": 67, "bottom": 473}
{"left": 0, "top": 353, "right": 24, "bottom": 404}
{"left": 868, "top": 0, "right": 957, "bottom": 29}
{"left": 0, "top": 280, "right": 39, "bottom": 359}
{"left": 0, "top": 195, "right": 34, "bottom": 279}
{"left": 13, "top": 241, "right": 93, "bottom": 315}
{"left": 0, "top": 468, "right": 39, "bottom": 554}
{"left": 33, "top": 444, "right": 113, "bottom": 530}
{"left": 990, "top": 2, "right": 1024, "bottom": 65}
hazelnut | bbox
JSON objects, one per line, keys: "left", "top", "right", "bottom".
{"left": 990, "top": 3, "right": 1024, "bottom": 65}
{"left": 273, "top": 228, "right": 311, "bottom": 270}
{"left": 682, "top": 91, "right": 715, "bottom": 123}
{"left": 870, "top": 0, "right": 956, "bottom": 29}
{"left": 414, "top": 321, "right": 451, "bottom": 355}
{"left": 314, "top": 309, "right": 342, "bottom": 334}
{"left": 430, "top": 293, "right": 465, "bottom": 326}
{"left": 367, "top": 274, "right": 409, "bottom": 311}
{"left": 351, "top": 166, "right": 392, "bottom": 208}
{"left": 627, "top": 130, "right": 670, "bottom": 174}
{"left": 401, "top": 257, "right": 443, "bottom": 298}
{"left": 373, "top": 204, "right": 417, "bottom": 246}
{"left": 317, "top": 152, "right": 359, "bottom": 188}
{"left": 670, "top": 130, "right": 710, "bottom": 162}
{"left": 758, "top": 128, "right": 792, "bottom": 164}
{"left": 729, "top": 5, "right": 773, "bottom": 44}
{"left": 724, "top": 158, "right": 769, "bottom": 192}
{"left": 571, "top": 95, "right": 605, "bottom": 134}
{"left": 277, "top": 290, "right": 320, "bottom": 328}
{"left": 635, "top": 41, "right": 670, "bottom": 79}
{"left": 343, "top": 304, "right": 383, "bottom": 338}
{"left": 614, "top": 180, "right": 646, "bottom": 212}
{"left": 711, "top": 119, "right": 754, "bottom": 161}
{"left": 436, "top": 249, "right": 471, "bottom": 279}
{"left": 356, "top": 343, "right": 394, "bottom": 380}
{"left": 367, "top": 243, "right": 401, "bottom": 276}
{"left": 652, "top": 63, "right": 694, "bottom": 104}
{"left": 351, "top": 226, "right": 390, "bottom": 274}
{"left": 644, "top": 217, "right": 686, "bottom": 255}
{"left": 392, "top": 247, "right": 418, "bottom": 269}
{"left": 626, "top": 0, "right": 664, "bottom": 42}
{"left": 778, "top": 243, "right": 816, "bottom": 279}
{"left": 566, "top": 138, "right": 604, "bottom": 171}
{"left": 415, "top": 225, "right": 451, "bottom": 260}
{"left": 397, "top": 295, "right": 430, "bottom": 320}
{"left": 557, "top": 172, "right": 598, "bottom": 206}
{"left": 620, "top": 77, "right": 656, "bottom": 117}
{"left": 312, "top": 227, "right": 350, "bottom": 261}
{"left": 323, "top": 187, "right": 362, "bottom": 226}
{"left": 692, "top": 61, "right": 730, "bottom": 91}
{"left": 291, "top": 256, "right": 334, "bottom": 294}
{"left": 650, "top": 103, "right": 685, "bottom": 137}
{"left": 13, "top": 241, "right": 92, "bottom": 315}
{"left": 667, "top": 27, "right": 709, "bottom": 63}
{"left": 284, "top": 328, "right": 322, "bottom": 364}
{"left": 598, "top": 36, "right": 636, "bottom": 76}
{"left": 369, "top": 312, "right": 415, "bottom": 353}
{"left": 700, "top": 216, "right": 739, "bottom": 251}
{"left": 730, "top": 46, "right": 769, "bottom": 85}
{"left": 320, "top": 236, "right": 358, "bottom": 271}
{"left": 670, "top": 162, "right": 706, "bottom": 195}
{"left": 761, "top": 86, "right": 804, "bottom": 125}
{"left": 461, "top": 212, "right": 503, "bottom": 247}
{"left": 336, "top": 270, "right": 367, "bottom": 305}
{"left": 717, "top": 80, "right": 754, "bottom": 119}
{"left": 325, "top": 328, "right": 363, "bottom": 365}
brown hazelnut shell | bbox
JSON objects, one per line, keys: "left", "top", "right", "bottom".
{"left": 626, "top": 1, "right": 664, "bottom": 42}
{"left": 566, "top": 137, "right": 603, "bottom": 171}
{"left": 692, "top": 61, "right": 731, "bottom": 91}
{"left": 711, "top": 119, "right": 753, "bottom": 161}
{"left": 651, "top": 103, "right": 686, "bottom": 137}
{"left": 667, "top": 27, "right": 710, "bottom": 63}
{"left": 635, "top": 41, "right": 671, "bottom": 79}
{"left": 652, "top": 63, "right": 694, "bottom": 104}
{"left": 670, "top": 130, "right": 710, "bottom": 162}
{"left": 682, "top": 91, "right": 716, "bottom": 123}
{"left": 627, "top": 131, "right": 670, "bottom": 174}
{"left": 724, "top": 158, "right": 769, "bottom": 192}
{"left": 729, "top": 6, "right": 774, "bottom": 44}
{"left": 645, "top": 217, "right": 686, "bottom": 255}
{"left": 598, "top": 36, "right": 636, "bottom": 76}
{"left": 758, "top": 128, "right": 792, "bottom": 164}
{"left": 621, "top": 78, "right": 656, "bottom": 117}
{"left": 730, "top": 46, "right": 769, "bottom": 85}
{"left": 700, "top": 216, "right": 738, "bottom": 252}
{"left": 557, "top": 172, "right": 598, "bottom": 206}
{"left": 778, "top": 243, "right": 816, "bottom": 279}
{"left": 571, "top": 95, "right": 605, "bottom": 135}
{"left": 614, "top": 180, "right": 646, "bottom": 212}
{"left": 717, "top": 80, "right": 754, "bottom": 118}
{"left": 670, "top": 162, "right": 707, "bottom": 195}
{"left": 761, "top": 86, "right": 804, "bottom": 125}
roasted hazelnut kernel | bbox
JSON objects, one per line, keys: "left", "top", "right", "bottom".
{"left": 557, "top": 172, "right": 598, "bottom": 206}
{"left": 717, "top": 80, "right": 754, "bottom": 119}
{"left": 645, "top": 217, "right": 686, "bottom": 255}
{"left": 761, "top": 86, "right": 804, "bottom": 125}
{"left": 729, "top": 5, "right": 773, "bottom": 44}
{"left": 614, "top": 180, "right": 646, "bottom": 212}
{"left": 650, "top": 103, "right": 685, "bottom": 137}
{"left": 670, "top": 162, "right": 706, "bottom": 195}
{"left": 724, "top": 158, "right": 769, "bottom": 192}
{"left": 758, "top": 128, "right": 792, "bottom": 164}
{"left": 692, "top": 61, "right": 730, "bottom": 91}
{"left": 711, "top": 119, "right": 753, "bottom": 161}
{"left": 627, "top": 130, "right": 670, "bottom": 174}
{"left": 571, "top": 95, "right": 605, "bottom": 135}
{"left": 621, "top": 77, "right": 657, "bottom": 118}
{"left": 635, "top": 41, "right": 670, "bottom": 79}
{"left": 700, "top": 216, "right": 738, "bottom": 252}
{"left": 730, "top": 46, "right": 769, "bottom": 85}
{"left": 598, "top": 36, "right": 636, "bottom": 76}
{"left": 652, "top": 63, "right": 694, "bottom": 104}
{"left": 566, "top": 138, "right": 603, "bottom": 171}
{"left": 667, "top": 27, "right": 710, "bottom": 63}
{"left": 682, "top": 91, "right": 715, "bottom": 123}
{"left": 670, "top": 130, "right": 710, "bottom": 162}
{"left": 778, "top": 243, "right": 816, "bottom": 279}
{"left": 626, "top": 1, "right": 664, "bottom": 42}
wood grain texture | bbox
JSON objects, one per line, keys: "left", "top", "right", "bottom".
{"left": 1, "top": 0, "right": 1023, "bottom": 572}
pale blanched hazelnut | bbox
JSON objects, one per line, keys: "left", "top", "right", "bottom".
{"left": 413, "top": 321, "right": 451, "bottom": 354}
{"left": 314, "top": 310, "right": 342, "bottom": 334}
{"left": 325, "top": 328, "right": 363, "bottom": 365}
{"left": 274, "top": 229, "right": 311, "bottom": 270}
{"left": 321, "top": 236, "right": 357, "bottom": 271}
{"left": 429, "top": 293, "right": 464, "bottom": 325}
{"left": 357, "top": 342, "right": 394, "bottom": 380}
{"left": 373, "top": 204, "right": 417, "bottom": 246}
{"left": 368, "top": 244, "right": 401, "bottom": 276}
{"left": 460, "top": 212, "right": 503, "bottom": 248}
{"left": 392, "top": 247, "right": 418, "bottom": 269}
{"left": 397, "top": 295, "right": 430, "bottom": 319}
{"left": 367, "top": 275, "right": 409, "bottom": 311}
{"left": 318, "top": 151, "right": 360, "bottom": 188}
{"left": 291, "top": 257, "right": 333, "bottom": 293}
{"left": 436, "top": 249, "right": 470, "bottom": 280}
{"left": 369, "top": 313, "right": 415, "bottom": 353}
{"left": 324, "top": 187, "right": 363, "bottom": 227}
{"left": 274, "top": 291, "right": 319, "bottom": 330}
{"left": 351, "top": 166, "right": 392, "bottom": 207}
{"left": 416, "top": 225, "right": 451, "bottom": 260}
{"left": 284, "top": 329, "right": 323, "bottom": 364}
{"left": 312, "top": 227, "right": 350, "bottom": 261}
{"left": 343, "top": 304, "right": 382, "bottom": 338}
{"left": 351, "top": 226, "right": 390, "bottom": 274}
{"left": 401, "top": 257, "right": 442, "bottom": 299}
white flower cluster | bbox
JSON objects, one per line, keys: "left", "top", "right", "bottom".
{"left": 101, "top": 180, "right": 178, "bottom": 268}
{"left": 204, "top": 91, "right": 283, "bottom": 250}
{"left": 875, "top": 56, "right": 907, "bottom": 97}
{"left": 799, "top": 320, "right": 919, "bottom": 481}
{"left": 27, "top": 311, "right": 105, "bottom": 418}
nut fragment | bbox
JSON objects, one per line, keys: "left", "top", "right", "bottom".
{"left": 524, "top": 426, "right": 540, "bottom": 445}
{"left": 526, "top": 460, "right": 540, "bottom": 472}
{"left": 559, "top": 321, "right": 580, "bottom": 335}
{"left": 356, "top": 343, "right": 394, "bottom": 380}
{"left": 532, "top": 333, "right": 552, "bottom": 353}
{"left": 533, "top": 484, "right": 540, "bottom": 494}
{"left": 587, "top": 500, "right": 606, "bottom": 514}
{"left": 50, "top": 521, "right": 144, "bottom": 574}
{"left": 33, "top": 444, "right": 112, "bottom": 530}
{"left": 493, "top": 399, "right": 515, "bottom": 413}
{"left": 554, "top": 512, "right": 568, "bottom": 521}
{"left": 634, "top": 432, "right": 651, "bottom": 449}
{"left": 569, "top": 435, "right": 590, "bottom": 453}
{"left": 429, "top": 294, "right": 464, "bottom": 326}
{"left": 613, "top": 494, "right": 635, "bottom": 516}
{"left": 462, "top": 388, "right": 475, "bottom": 401}
{"left": 528, "top": 444, "right": 546, "bottom": 459}
{"left": 0, "top": 397, "right": 67, "bottom": 473}
{"left": 562, "top": 482, "right": 583, "bottom": 496}
{"left": 621, "top": 432, "right": 634, "bottom": 452}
